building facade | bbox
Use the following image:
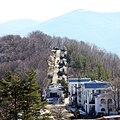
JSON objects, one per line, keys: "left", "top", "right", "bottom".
{"left": 68, "top": 78, "right": 116, "bottom": 115}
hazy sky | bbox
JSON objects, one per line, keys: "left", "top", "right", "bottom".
{"left": 0, "top": 0, "right": 120, "bottom": 23}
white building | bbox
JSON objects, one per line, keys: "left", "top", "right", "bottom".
{"left": 68, "top": 78, "right": 116, "bottom": 115}
{"left": 45, "top": 84, "right": 63, "bottom": 98}
{"left": 68, "top": 78, "right": 91, "bottom": 105}
{"left": 95, "top": 92, "right": 116, "bottom": 115}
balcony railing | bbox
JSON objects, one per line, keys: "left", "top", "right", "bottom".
{"left": 89, "top": 100, "right": 95, "bottom": 104}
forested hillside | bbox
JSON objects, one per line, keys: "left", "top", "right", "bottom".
{"left": 64, "top": 39, "right": 120, "bottom": 80}
{"left": 0, "top": 31, "right": 52, "bottom": 88}
{"left": 0, "top": 31, "right": 120, "bottom": 89}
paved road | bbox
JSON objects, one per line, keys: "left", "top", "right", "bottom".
{"left": 52, "top": 69, "right": 59, "bottom": 84}
{"left": 52, "top": 50, "right": 61, "bottom": 84}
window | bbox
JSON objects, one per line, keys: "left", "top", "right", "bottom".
{"left": 109, "top": 108, "right": 112, "bottom": 111}
{"left": 108, "top": 99, "right": 112, "bottom": 104}
{"left": 99, "top": 90, "right": 101, "bottom": 93}
{"left": 101, "top": 99, "right": 106, "bottom": 104}
{"left": 96, "top": 90, "right": 101, "bottom": 93}
{"left": 101, "top": 108, "right": 105, "bottom": 111}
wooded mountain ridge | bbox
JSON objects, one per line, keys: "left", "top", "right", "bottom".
{"left": 0, "top": 31, "right": 120, "bottom": 89}
{"left": 1, "top": 10, "right": 120, "bottom": 56}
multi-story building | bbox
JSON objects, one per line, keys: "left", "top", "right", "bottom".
{"left": 68, "top": 78, "right": 91, "bottom": 105}
{"left": 45, "top": 83, "right": 63, "bottom": 98}
{"left": 68, "top": 78, "right": 116, "bottom": 115}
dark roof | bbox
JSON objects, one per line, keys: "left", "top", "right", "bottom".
{"left": 93, "top": 93, "right": 101, "bottom": 96}
{"left": 68, "top": 78, "right": 91, "bottom": 83}
{"left": 84, "top": 82, "right": 109, "bottom": 89}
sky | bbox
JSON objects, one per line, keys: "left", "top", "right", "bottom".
{"left": 0, "top": 0, "right": 120, "bottom": 24}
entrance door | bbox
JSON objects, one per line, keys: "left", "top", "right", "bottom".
{"left": 50, "top": 93, "right": 57, "bottom": 97}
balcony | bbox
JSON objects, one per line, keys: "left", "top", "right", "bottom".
{"left": 89, "top": 100, "right": 95, "bottom": 104}
{"left": 72, "top": 92, "right": 77, "bottom": 96}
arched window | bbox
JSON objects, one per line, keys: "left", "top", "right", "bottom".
{"left": 101, "top": 99, "right": 106, "bottom": 104}
{"left": 109, "top": 108, "right": 112, "bottom": 111}
{"left": 108, "top": 99, "right": 112, "bottom": 104}
{"left": 101, "top": 108, "right": 105, "bottom": 111}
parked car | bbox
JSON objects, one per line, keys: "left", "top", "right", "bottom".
{"left": 46, "top": 98, "right": 54, "bottom": 104}
{"left": 74, "top": 109, "right": 87, "bottom": 118}
{"left": 66, "top": 104, "right": 72, "bottom": 112}
{"left": 79, "top": 109, "right": 87, "bottom": 115}
{"left": 70, "top": 105, "right": 77, "bottom": 113}
{"left": 53, "top": 47, "right": 59, "bottom": 50}
{"left": 55, "top": 64, "right": 59, "bottom": 68}
{"left": 57, "top": 71, "right": 64, "bottom": 76}
{"left": 39, "top": 109, "right": 54, "bottom": 120}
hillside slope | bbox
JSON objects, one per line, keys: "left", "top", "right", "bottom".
{"left": 0, "top": 32, "right": 120, "bottom": 87}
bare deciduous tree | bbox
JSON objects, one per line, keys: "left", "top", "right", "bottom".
{"left": 50, "top": 106, "right": 64, "bottom": 120}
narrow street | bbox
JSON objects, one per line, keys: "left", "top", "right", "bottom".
{"left": 45, "top": 48, "right": 75, "bottom": 119}
{"left": 52, "top": 50, "right": 61, "bottom": 84}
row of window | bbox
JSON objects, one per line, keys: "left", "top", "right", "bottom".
{"left": 101, "top": 98, "right": 112, "bottom": 104}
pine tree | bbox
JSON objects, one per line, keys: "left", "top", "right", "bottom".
{"left": 0, "top": 72, "right": 21, "bottom": 120}
{"left": 0, "top": 70, "right": 48, "bottom": 120}
{"left": 20, "top": 69, "right": 46, "bottom": 120}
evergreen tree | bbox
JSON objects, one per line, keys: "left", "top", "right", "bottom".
{"left": 0, "top": 70, "right": 48, "bottom": 120}
{"left": 0, "top": 72, "right": 21, "bottom": 120}
{"left": 20, "top": 69, "right": 43, "bottom": 120}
